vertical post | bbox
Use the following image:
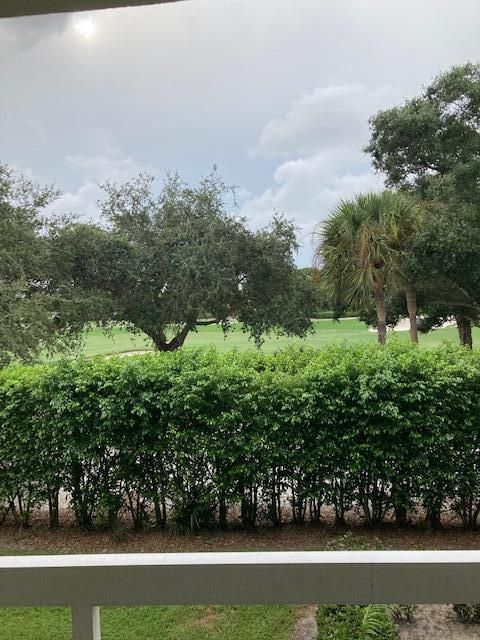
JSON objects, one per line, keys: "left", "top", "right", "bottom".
{"left": 72, "top": 605, "right": 101, "bottom": 640}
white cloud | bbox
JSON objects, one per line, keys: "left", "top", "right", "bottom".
{"left": 0, "top": 97, "right": 49, "bottom": 150}
{"left": 46, "top": 147, "right": 149, "bottom": 221}
{"left": 50, "top": 180, "right": 101, "bottom": 220}
{"left": 242, "top": 151, "right": 383, "bottom": 229}
{"left": 242, "top": 158, "right": 383, "bottom": 266}
{"left": 3, "top": 0, "right": 480, "bottom": 264}
{"left": 242, "top": 83, "right": 391, "bottom": 265}
{"left": 0, "top": 13, "right": 70, "bottom": 47}
{"left": 253, "top": 83, "right": 396, "bottom": 159}
{"left": 65, "top": 148, "right": 144, "bottom": 183}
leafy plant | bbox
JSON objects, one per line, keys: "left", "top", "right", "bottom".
{"left": 389, "top": 605, "right": 416, "bottom": 623}
{"left": 317, "top": 605, "right": 397, "bottom": 640}
{"left": 453, "top": 604, "right": 480, "bottom": 623}
{"left": 360, "top": 605, "right": 397, "bottom": 640}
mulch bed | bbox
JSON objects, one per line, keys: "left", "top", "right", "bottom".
{"left": 1, "top": 507, "right": 480, "bottom": 555}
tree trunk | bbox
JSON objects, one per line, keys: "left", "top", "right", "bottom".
{"left": 48, "top": 490, "right": 59, "bottom": 529}
{"left": 374, "top": 282, "right": 387, "bottom": 345}
{"left": 151, "top": 324, "right": 192, "bottom": 351}
{"left": 428, "top": 508, "right": 442, "bottom": 530}
{"left": 456, "top": 315, "right": 473, "bottom": 349}
{"left": 219, "top": 494, "right": 228, "bottom": 529}
{"left": 395, "top": 505, "right": 408, "bottom": 528}
{"left": 153, "top": 494, "right": 165, "bottom": 529}
{"left": 405, "top": 283, "right": 418, "bottom": 344}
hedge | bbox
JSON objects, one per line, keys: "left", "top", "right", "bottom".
{"left": 1, "top": 343, "right": 480, "bottom": 531}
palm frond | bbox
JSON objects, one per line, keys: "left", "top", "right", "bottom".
{"left": 313, "top": 190, "right": 424, "bottom": 311}
{"left": 360, "top": 605, "right": 392, "bottom": 640}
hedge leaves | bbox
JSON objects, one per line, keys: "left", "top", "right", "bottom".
{"left": 1, "top": 344, "right": 479, "bottom": 530}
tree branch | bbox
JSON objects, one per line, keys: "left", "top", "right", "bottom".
{"left": 195, "top": 318, "right": 219, "bottom": 326}
{"left": 165, "top": 323, "right": 193, "bottom": 350}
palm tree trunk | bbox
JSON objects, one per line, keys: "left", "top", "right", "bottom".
{"left": 374, "top": 282, "right": 387, "bottom": 345}
{"left": 405, "top": 283, "right": 418, "bottom": 344}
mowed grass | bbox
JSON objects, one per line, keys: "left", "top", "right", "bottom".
{"left": 81, "top": 319, "right": 480, "bottom": 356}
{"left": 0, "top": 605, "right": 296, "bottom": 640}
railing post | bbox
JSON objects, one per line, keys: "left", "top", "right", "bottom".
{"left": 72, "top": 605, "right": 101, "bottom": 640}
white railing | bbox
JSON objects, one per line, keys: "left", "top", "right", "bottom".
{"left": 1, "top": 551, "right": 480, "bottom": 639}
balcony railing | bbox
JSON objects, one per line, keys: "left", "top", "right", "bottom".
{"left": 1, "top": 550, "right": 480, "bottom": 639}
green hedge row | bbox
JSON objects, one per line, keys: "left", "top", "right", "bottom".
{"left": 1, "top": 344, "right": 480, "bottom": 531}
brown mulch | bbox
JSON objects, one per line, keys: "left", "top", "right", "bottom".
{"left": 399, "top": 606, "right": 480, "bottom": 640}
{"left": 1, "top": 507, "right": 480, "bottom": 555}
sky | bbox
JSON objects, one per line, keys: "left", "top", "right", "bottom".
{"left": 1, "top": 0, "right": 480, "bottom": 265}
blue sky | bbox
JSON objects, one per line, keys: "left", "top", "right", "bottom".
{"left": 1, "top": 0, "right": 480, "bottom": 264}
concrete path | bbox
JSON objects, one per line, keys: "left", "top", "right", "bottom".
{"left": 292, "top": 606, "right": 317, "bottom": 640}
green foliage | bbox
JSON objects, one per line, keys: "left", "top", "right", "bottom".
{"left": 0, "top": 164, "right": 84, "bottom": 366}
{"left": 317, "top": 605, "right": 397, "bottom": 640}
{"left": 452, "top": 604, "right": 480, "bottom": 623}
{"left": 366, "top": 64, "right": 480, "bottom": 344}
{"left": 1, "top": 344, "right": 480, "bottom": 530}
{"left": 367, "top": 63, "right": 480, "bottom": 201}
{"left": 317, "top": 192, "right": 422, "bottom": 307}
{"left": 409, "top": 201, "right": 480, "bottom": 346}
{"left": 360, "top": 606, "right": 397, "bottom": 640}
{"left": 56, "top": 171, "right": 317, "bottom": 352}
{"left": 315, "top": 191, "right": 423, "bottom": 345}
{"left": 389, "top": 605, "right": 416, "bottom": 623}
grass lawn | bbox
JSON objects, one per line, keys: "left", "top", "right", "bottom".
{"left": 0, "top": 605, "right": 296, "bottom": 640}
{"left": 81, "top": 319, "right": 480, "bottom": 356}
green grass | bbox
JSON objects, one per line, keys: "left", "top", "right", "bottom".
{"left": 0, "top": 605, "right": 296, "bottom": 640}
{"left": 80, "top": 319, "right": 480, "bottom": 356}
{"left": 81, "top": 326, "right": 152, "bottom": 356}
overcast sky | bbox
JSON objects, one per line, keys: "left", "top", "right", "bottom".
{"left": 1, "top": 0, "right": 480, "bottom": 264}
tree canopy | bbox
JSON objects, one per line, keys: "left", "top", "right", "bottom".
{"left": 366, "top": 63, "right": 480, "bottom": 202}
{"left": 0, "top": 165, "right": 84, "bottom": 366}
{"left": 58, "top": 171, "right": 317, "bottom": 351}
{"left": 366, "top": 63, "right": 480, "bottom": 346}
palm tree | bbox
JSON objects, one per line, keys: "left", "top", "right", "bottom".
{"left": 315, "top": 191, "right": 423, "bottom": 345}
{"left": 378, "top": 192, "right": 424, "bottom": 344}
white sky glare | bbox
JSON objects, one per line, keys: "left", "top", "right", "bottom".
{"left": 1, "top": 0, "right": 480, "bottom": 264}
{"left": 73, "top": 16, "right": 96, "bottom": 39}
